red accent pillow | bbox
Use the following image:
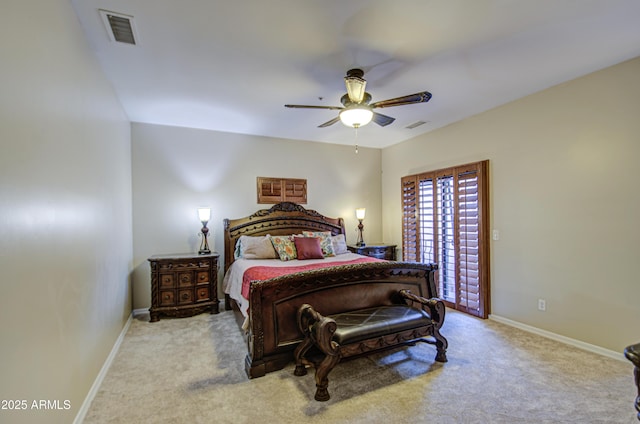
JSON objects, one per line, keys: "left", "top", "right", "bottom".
{"left": 293, "top": 237, "right": 324, "bottom": 260}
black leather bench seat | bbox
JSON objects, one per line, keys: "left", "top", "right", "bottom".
{"left": 329, "top": 305, "right": 431, "bottom": 345}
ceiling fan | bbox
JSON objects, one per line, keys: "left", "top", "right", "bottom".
{"left": 285, "top": 68, "right": 432, "bottom": 129}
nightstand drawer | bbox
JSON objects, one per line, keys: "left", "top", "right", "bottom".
{"left": 196, "top": 287, "right": 210, "bottom": 302}
{"left": 347, "top": 244, "right": 397, "bottom": 261}
{"left": 178, "top": 272, "right": 193, "bottom": 287}
{"left": 160, "top": 274, "right": 175, "bottom": 288}
{"left": 366, "top": 247, "right": 389, "bottom": 259}
{"left": 159, "top": 290, "right": 175, "bottom": 306}
{"left": 178, "top": 289, "right": 193, "bottom": 304}
{"left": 196, "top": 271, "right": 209, "bottom": 284}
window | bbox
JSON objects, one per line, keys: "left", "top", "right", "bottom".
{"left": 401, "top": 160, "right": 490, "bottom": 318}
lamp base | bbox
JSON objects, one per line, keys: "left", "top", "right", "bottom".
{"left": 199, "top": 224, "right": 211, "bottom": 255}
{"left": 356, "top": 221, "right": 365, "bottom": 247}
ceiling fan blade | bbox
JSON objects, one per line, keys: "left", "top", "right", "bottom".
{"left": 284, "top": 104, "right": 343, "bottom": 110}
{"left": 369, "top": 91, "right": 432, "bottom": 109}
{"left": 372, "top": 112, "right": 395, "bottom": 127}
{"left": 318, "top": 116, "right": 341, "bottom": 128}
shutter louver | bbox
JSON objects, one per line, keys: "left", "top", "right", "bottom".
{"left": 457, "top": 169, "right": 482, "bottom": 317}
{"left": 437, "top": 176, "right": 456, "bottom": 304}
{"left": 402, "top": 177, "right": 418, "bottom": 262}
{"left": 284, "top": 179, "right": 307, "bottom": 203}
{"left": 418, "top": 178, "right": 435, "bottom": 264}
{"left": 258, "top": 178, "right": 282, "bottom": 203}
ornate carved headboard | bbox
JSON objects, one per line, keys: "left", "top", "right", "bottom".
{"left": 223, "top": 202, "right": 346, "bottom": 273}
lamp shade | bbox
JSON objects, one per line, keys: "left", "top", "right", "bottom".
{"left": 355, "top": 208, "right": 366, "bottom": 220}
{"left": 344, "top": 75, "right": 367, "bottom": 104}
{"left": 198, "top": 207, "right": 211, "bottom": 223}
{"left": 340, "top": 106, "right": 373, "bottom": 128}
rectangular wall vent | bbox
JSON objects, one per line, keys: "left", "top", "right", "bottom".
{"left": 406, "top": 120, "right": 429, "bottom": 130}
{"left": 99, "top": 10, "right": 138, "bottom": 45}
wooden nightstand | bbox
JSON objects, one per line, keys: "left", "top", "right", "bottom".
{"left": 148, "top": 253, "right": 219, "bottom": 322}
{"left": 347, "top": 244, "right": 397, "bottom": 261}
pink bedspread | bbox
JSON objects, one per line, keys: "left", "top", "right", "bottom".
{"left": 241, "top": 257, "right": 381, "bottom": 299}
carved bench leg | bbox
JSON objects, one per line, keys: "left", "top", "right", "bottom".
{"left": 293, "top": 336, "right": 314, "bottom": 377}
{"left": 434, "top": 328, "right": 448, "bottom": 363}
{"left": 294, "top": 304, "right": 318, "bottom": 377}
{"left": 398, "top": 289, "right": 449, "bottom": 363}
{"left": 314, "top": 353, "right": 340, "bottom": 401}
{"left": 295, "top": 304, "right": 341, "bottom": 401}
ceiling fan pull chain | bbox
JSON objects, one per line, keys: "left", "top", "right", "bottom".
{"left": 354, "top": 125, "right": 359, "bottom": 154}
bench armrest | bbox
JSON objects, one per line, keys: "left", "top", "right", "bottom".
{"left": 625, "top": 343, "right": 640, "bottom": 367}
{"left": 297, "top": 304, "right": 339, "bottom": 356}
{"left": 399, "top": 289, "right": 446, "bottom": 329}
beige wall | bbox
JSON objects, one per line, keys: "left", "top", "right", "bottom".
{"left": 131, "top": 123, "right": 382, "bottom": 310}
{"left": 0, "top": 1, "right": 132, "bottom": 423}
{"left": 382, "top": 57, "right": 640, "bottom": 353}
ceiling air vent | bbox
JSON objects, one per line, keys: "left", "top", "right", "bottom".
{"left": 406, "top": 120, "right": 429, "bottom": 129}
{"left": 99, "top": 10, "right": 138, "bottom": 45}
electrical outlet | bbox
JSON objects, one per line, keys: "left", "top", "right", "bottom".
{"left": 538, "top": 299, "right": 546, "bottom": 311}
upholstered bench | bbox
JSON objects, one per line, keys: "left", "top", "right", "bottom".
{"left": 293, "top": 289, "right": 448, "bottom": 401}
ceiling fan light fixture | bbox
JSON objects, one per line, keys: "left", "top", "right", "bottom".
{"left": 339, "top": 106, "right": 373, "bottom": 128}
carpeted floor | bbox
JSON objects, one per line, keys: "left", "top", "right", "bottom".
{"left": 84, "top": 309, "right": 636, "bottom": 423}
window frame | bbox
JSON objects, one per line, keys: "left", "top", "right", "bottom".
{"left": 401, "top": 160, "right": 490, "bottom": 318}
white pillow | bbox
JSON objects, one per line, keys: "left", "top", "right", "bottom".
{"left": 331, "top": 234, "right": 348, "bottom": 255}
{"left": 237, "top": 235, "right": 278, "bottom": 259}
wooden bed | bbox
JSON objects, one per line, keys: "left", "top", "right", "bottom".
{"left": 223, "top": 202, "right": 441, "bottom": 378}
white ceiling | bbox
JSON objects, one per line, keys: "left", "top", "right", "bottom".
{"left": 71, "top": 0, "right": 640, "bottom": 149}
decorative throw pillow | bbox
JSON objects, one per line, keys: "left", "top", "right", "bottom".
{"left": 293, "top": 237, "right": 324, "bottom": 260}
{"left": 302, "top": 231, "right": 336, "bottom": 257}
{"left": 270, "top": 235, "right": 297, "bottom": 261}
{"left": 331, "top": 234, "right": 348, "bottom": 255}
{"left": 238, "top": 235, "right": 278, "bottom": 259}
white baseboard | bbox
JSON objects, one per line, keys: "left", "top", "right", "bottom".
{"left": 73, "top": 313, "right": 134, "bottom": 424}
{"left": 132, "top": 308, "right": 149, "bottom": 317}
{"left": 489, "top": 314, "right": 626, "bottom": 362}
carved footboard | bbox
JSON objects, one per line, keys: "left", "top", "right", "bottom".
{"left": 244, "top": 261, "right": 438, "bottom": 378}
